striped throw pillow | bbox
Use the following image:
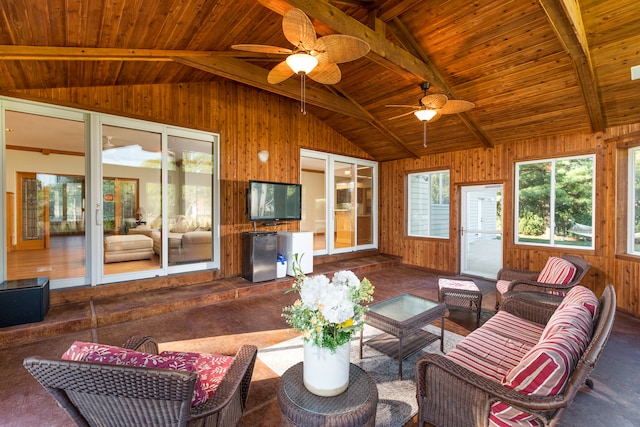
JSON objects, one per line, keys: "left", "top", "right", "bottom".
{"left": 537, "top": 257, "right": 577, "bottom": 285}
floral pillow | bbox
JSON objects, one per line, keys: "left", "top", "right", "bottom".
{"left": 61, "top": 342, "right": 232, "bottom": 407}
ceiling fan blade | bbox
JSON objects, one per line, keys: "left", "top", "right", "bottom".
{"left": 307, "top": 61, "right": 341, "bottom": 84}
{"left": 267, "top": 61, "right": 295, "bottom": 84}
{"left": 421, "top": 94, "right": 448, "bottom": 109}
{"left": 385, "top": 104, "right": 419, "bottom": 108}
{"left": 231, "top": 44, "right": 292, "bottom": 55}
{"left": 386, "top": 110, "right": 417, "bottom": 120}
{"left": 315, "top": 35, "right": 370, "bottom": 63}
{"left": 439, "top": 99, "right": 475, "bottom": 114}
{"left": 282, "top": 8, "right": 317, "bottom": 49}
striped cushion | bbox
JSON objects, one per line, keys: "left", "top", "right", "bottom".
{"left": 558, "top": 285, "right": 599, "bottom": 319}
{"left": 489, "top": 402, "right": 543, "bottom": 427}
{"left": 445, "top": 311, "right": 543, "bottom": 382}
{"left": 536, "top": 257, "right": 577, "bottom": 285}
{"left": 502, "top": 340, "right": 572, "bottom": 396}
{"left": 496, "top": 279, "right": 511, "bottom": 295}
{"left": 438, "top": 278, "right": 479, "bottom": 291}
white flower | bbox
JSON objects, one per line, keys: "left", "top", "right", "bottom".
{"left": 299, "top": 275, "right": 330, "bottom": 310}
{"left": 332, "top": 270, "right": 360, "bottom": 289}
{"left": 320, "top": 285, "right": 354, "bottom": 324}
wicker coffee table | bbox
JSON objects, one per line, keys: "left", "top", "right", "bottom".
{"left": 360, "top": 293, "right": 446, "bottom": 380}
{"left": 278, "top": 362, "right": 378, "bottom": 427}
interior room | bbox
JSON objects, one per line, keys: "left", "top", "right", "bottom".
{"left": 1, "top": 1, "right": 639, "bottom": 426}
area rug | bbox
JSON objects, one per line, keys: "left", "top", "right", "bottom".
{"left": 258, "top": 324, "right": 464, "bottom": 427}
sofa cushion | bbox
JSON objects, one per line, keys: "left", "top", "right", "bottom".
{"left": 489, "top": 402, "right": 543, "bottom": 427}
{"left": 558, "top": 285, "right": 599, "bottom": 319}
{"left": 61, "top": 342, "right": 232, "bottom": 407}
{"left": 536, "top": 257, "right": 577, "bottom": 285}
{"left": 445, "top": 311, "right": 543, "bottom": 382}
{"left": 496, "top": 279, "right": 511, "bottom": 295}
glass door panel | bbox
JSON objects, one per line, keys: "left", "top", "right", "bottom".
{"left": 5, "top": 111, "right": 86, "bottom": 283}
{"left": 357, "top": 166, "right": 373, "bottom": 245}
{"left": 301, "top": 156, "right": 327, "bottom": 252}
{"left": 101, "top": 125, "right": 161, "bottom": 275}
{"left": 166, "top": 134, "right": 214, "bottom": 266}
{"left": 334, "top": 161, "right": 355, "bottom": 249}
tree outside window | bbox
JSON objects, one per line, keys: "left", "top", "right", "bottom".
{"left": 515, "top": 155, "right": 594, "bottom": 248}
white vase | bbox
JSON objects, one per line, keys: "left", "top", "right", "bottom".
{"left": 303, "top": 340, "right": 351, "bottom": 397}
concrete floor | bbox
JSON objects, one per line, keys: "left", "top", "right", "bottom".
{"left": 1, "top": 265, "right": 638, "bottom": 426}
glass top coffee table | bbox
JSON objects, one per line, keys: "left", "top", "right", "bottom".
{"left": 359, "top": 293, "right": 446, "bottom": 380}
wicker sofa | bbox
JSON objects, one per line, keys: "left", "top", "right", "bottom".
{"left": 24, "top": 336, "right": 257, "bottom": 427}
{"left": 415, "top": 284, "right": 616, "bottom": 427}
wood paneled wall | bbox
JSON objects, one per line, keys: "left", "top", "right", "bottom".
{"left": 10, "top": 82, "right": 640, "bottom": 317}
{"left": 379, "top": 123, "right": 640, "bottom": 317}
{"left": 13, "top": 80, "right": 372, "bottom": 278}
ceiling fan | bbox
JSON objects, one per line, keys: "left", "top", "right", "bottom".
{"left": 231, "top": 7, "right": 369, "bottom": 113}
{"left": 386, "top": 82, "right": 475, "bottom": 147}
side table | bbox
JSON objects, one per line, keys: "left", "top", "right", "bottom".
{"left": 438, "top": 276, "right": 483, "bottom": 325}
{"left": 0, "top": 277, "right": 49, "bottom": 327}
{"left": 278, "top": 362, "right": 378, "bottom": 427}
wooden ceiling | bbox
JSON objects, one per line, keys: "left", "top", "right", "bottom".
{"left": 0, "top": 0, "right": 638, "bottom": 161}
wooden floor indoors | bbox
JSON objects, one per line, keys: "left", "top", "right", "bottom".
{"left": 1, "top": 254, "right": 639, "bottom": 426}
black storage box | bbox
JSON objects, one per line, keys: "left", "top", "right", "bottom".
{"left": 0, "top": 277, "right": 50, "bottom": 327}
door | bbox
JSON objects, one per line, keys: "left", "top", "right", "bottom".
{"left": 460, "top": 184, "right": 503, "bottom": 279}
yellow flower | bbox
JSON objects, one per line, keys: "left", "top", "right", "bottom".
{"left": 339, "top": 318, "right": 354, "bottom": 328}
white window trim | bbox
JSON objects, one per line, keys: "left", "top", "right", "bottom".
{"left": 407, "top": 169, "right": 450, "bottom": 239}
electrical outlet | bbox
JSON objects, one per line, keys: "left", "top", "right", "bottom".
{"left": 632, "top": 65, "right": 640, "bottom": 81}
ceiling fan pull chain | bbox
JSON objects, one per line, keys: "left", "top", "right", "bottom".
{"left": 423, "top": 121, "right": 427, "bottom": 148}
{"left": 300, "top": 73, "right": 307, "bottom": 115}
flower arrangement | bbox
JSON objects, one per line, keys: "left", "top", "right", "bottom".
{"left": 282, "top": 256, "right": 375, "bottom": 352}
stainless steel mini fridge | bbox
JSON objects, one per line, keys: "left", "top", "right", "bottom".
{"left": 242, "top": 232, "right": 277, "bottom": 282}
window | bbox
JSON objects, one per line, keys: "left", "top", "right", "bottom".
{"left": 628, "top": 147, "right": 640, "bottom": 254}
{"left": 407, "top": 170, "right": 450, "bottom": 238}
{"left": 515, "top": 155, "right": 594, "bottom": 248}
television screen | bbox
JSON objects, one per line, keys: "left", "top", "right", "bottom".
{"left": 248, "top": 180, "right": 302, "bottom": 222}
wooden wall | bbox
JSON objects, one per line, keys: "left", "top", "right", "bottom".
{"left": 13, "top": 80, "right": 373, "bottom": 279}
{"left": 379, "top": 123, "right": 640, "bottom": 317}
{"left": 11, "top": 82, "right": 640, "bottom": 317}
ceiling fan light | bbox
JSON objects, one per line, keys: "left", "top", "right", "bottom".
{"left": 414, "top": 109, "right": 438, "bottom": 121}
{"left": 286, "top": 53, "right": 318, "bottom": 74}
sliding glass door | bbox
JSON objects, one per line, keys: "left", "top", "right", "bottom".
{"left": 301, "top": 150, "right": 377, "bottom": 255}
{"left": 1, "top": 97, "right": 219, "bottom": 289}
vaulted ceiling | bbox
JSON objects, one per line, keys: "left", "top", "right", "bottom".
{"left": 0, "top": 0, "right": 638, "bottom": 161}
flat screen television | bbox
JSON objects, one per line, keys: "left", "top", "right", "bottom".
{"left": 247, "top": 180, "right": 302, "bottom": 222}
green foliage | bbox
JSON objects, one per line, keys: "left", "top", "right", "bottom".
{"left": 519, "top": 212, "right": 546, "bottom": 236}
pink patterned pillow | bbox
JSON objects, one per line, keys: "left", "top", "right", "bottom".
{"left": 61, "top": 342, "right": 209, "bottom": 406}
{"left": 536, "top": 257, "right": 576, "bottom": 285}
{"left": 489, "top": 402, "right": 543, "bottom": 427}
{"left": 161, "top": 351, "right": 234, "bottom": 404}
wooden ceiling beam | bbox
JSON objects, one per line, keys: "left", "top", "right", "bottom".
{"left": 537, "top": 0, "right": 605, "bottom": 132}
{"left": 173, "top": 56, "right": 372, "bottom": 121}
{"left": 0, "top": 45, "right": 282, "bottom": 61}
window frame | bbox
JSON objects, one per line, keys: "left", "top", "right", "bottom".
{"left": 406, "top": 169, "right": 451, "bottom": 239}
{"left": 514, "top": 154, "right": 595, "bottom": 250}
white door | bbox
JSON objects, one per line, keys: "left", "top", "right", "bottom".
{"left": 460, "top": 184, "right": 503, "bottom": 279}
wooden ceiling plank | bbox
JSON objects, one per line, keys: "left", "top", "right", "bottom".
{"left": 172, "top": 55, "right": 372, "bottom": 121}
{"left": 385, "top": 17, "right": 494, "bottom": 148}
{"left": 538, "top": 0, "right": 605, "bottom": 132}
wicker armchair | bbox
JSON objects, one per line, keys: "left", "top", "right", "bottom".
{"left": 415, "top": 285, "right": 615, "bottom": 427}
{"left": 495, "top": 254, "right": 591, "bottom": 309}
{"left": 23, "top": 336, "right": 258, "bottom": 427}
